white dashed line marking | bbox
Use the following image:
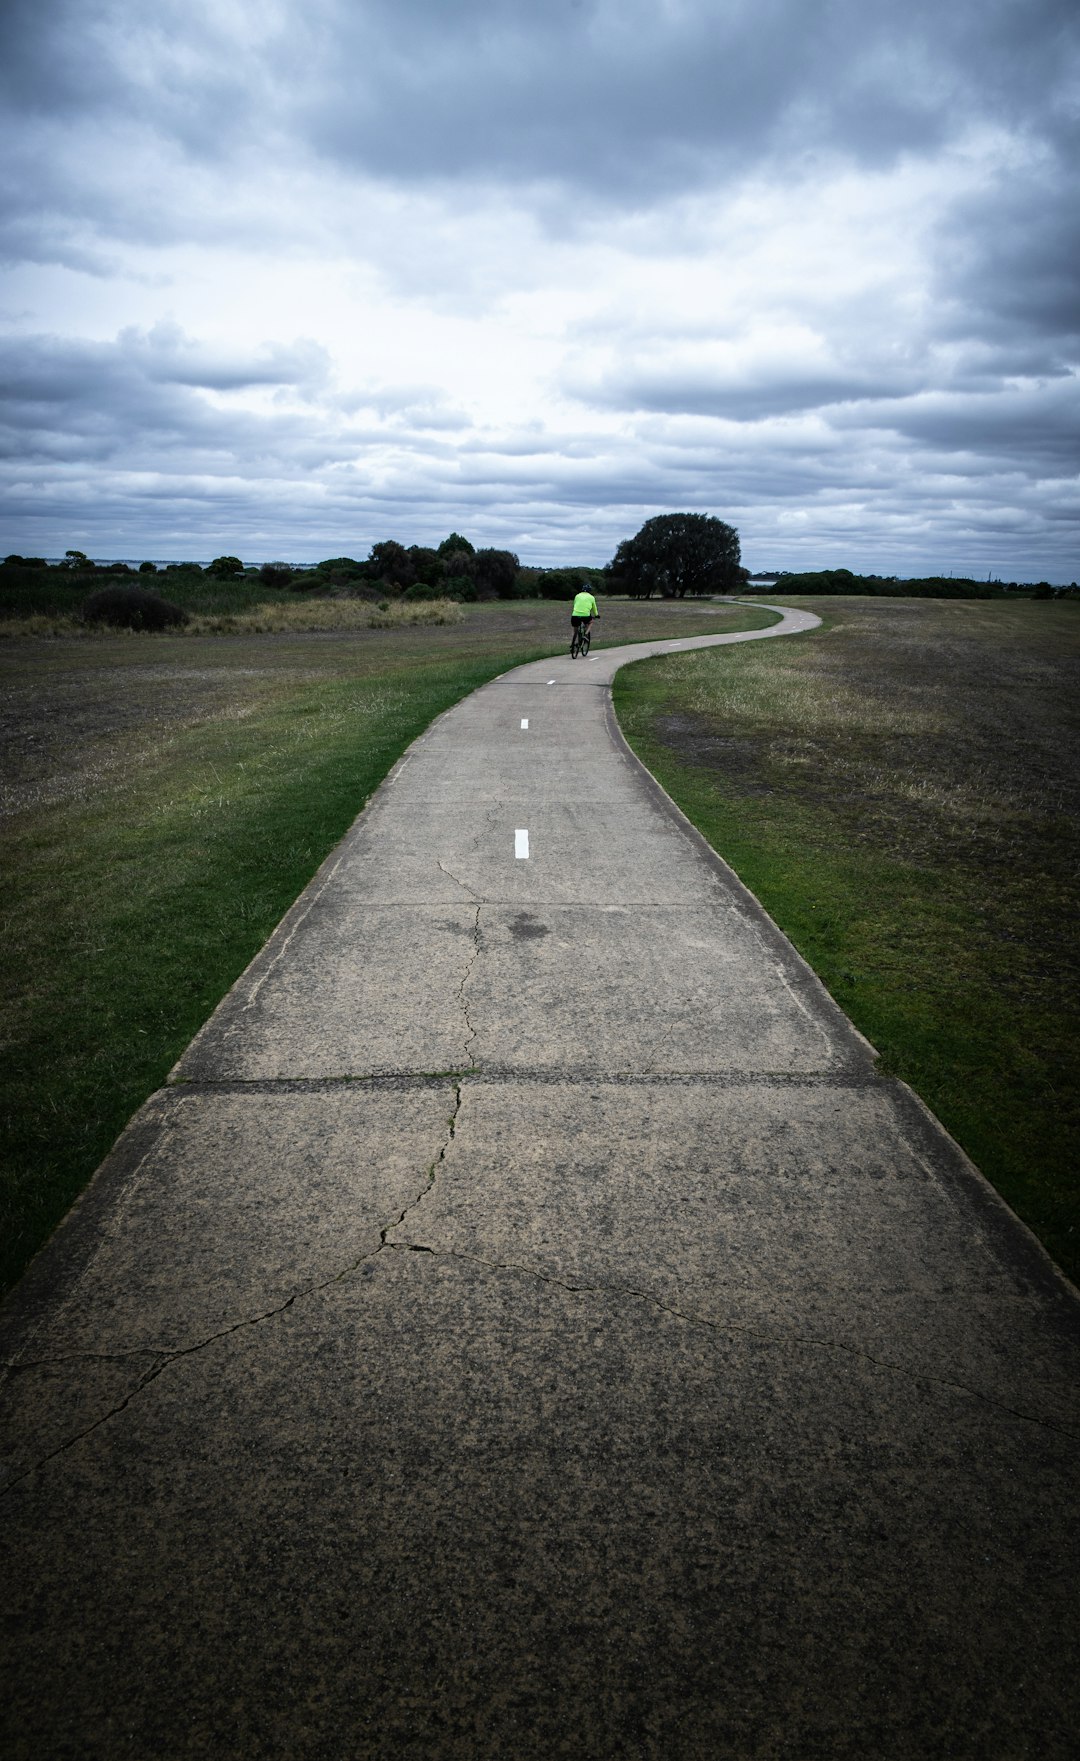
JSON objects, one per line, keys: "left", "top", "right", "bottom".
{"left": 547, "top": 679, "right": 556, "bottom": 685}
{"left": 520, "top": 718, "right": 529, "bottom": 729}
{"left": 515, "top": 829, "right": 530, "bottom": 860}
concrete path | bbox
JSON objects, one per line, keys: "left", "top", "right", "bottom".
{"left": 2, "top": 606, "right": 1079, "bottom": 1759}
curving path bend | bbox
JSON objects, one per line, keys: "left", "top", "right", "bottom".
{"left": 2, "top": 603, "right": 1079, "bottom": 1759}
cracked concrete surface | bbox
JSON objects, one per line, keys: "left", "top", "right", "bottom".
{"left": 3, "top": 606, "right": 1080, "bottom": 1759}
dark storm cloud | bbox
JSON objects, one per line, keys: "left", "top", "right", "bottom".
{"left": 3, "top": 0, "right": 1076, "bottom": 204}
{"left": 276, "top": 0, "right": 1077, "bottom": 202}
{"left": 933, "top": 169, "right": 1080, "bottom": 355}
{"left": 829, "top": 377, "right": 1080, "bottom": 474}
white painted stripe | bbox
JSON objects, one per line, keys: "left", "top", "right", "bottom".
{"left": 547, "top": 678, "right": 556, "bottom": 685}
{"left": 515, "top": 829, "right": 529, "bottom": 859}
{"left": 520, "top": 718, "right": 529, "bottom": 729}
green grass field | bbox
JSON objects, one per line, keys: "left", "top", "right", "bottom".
{"left": 1, "top": 595, "right": 774, "bottom": 1296}
{"left": 613, "top": 596, "right": 1080, "bottom": 1286}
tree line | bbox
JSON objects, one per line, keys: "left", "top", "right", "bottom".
{"left": 752, "top": 567, "right": 1077, "bottom": 599}
{"left": 8, "top": 528, "right": 1069, "bottom": 603}
{"left": 2, "top": 513, "right": 748, "bottom": 603}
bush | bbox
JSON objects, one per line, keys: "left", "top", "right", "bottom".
{"left": 368, "top": 598, "right": 464, "bottom": 628}
{"left": 259, "top": 563, "right": 295, "bottom": 588}
{"left": 138, "top": 561, "right": 158, "bottom": 574}
{"left": 536, "top": 570, "right": 573, "bottom": 601}
{"left": 403, "top": 578, "right": 448, "bottom": 602}
{"left": 81, "top": 585, "right": 189, "bottom": 631}
{"left": 314, "top": 557, "right": 367, "bottom": 586}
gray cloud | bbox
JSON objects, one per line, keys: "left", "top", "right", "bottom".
{"left": 829, "top": 378, "right": 1080, "bottom": 473}
{"left": 580, "top": 359, "right": 929, "bottom": 423}
{"left": 5, "top": 0, "right": 1077, "bottom": 209}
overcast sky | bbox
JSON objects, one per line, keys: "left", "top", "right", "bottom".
{"left": 1, "top": 0, "right": 1077, "bottom": 575}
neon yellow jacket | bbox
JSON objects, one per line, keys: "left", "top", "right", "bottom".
{"left": 572, "top": 591, "right": 598, "bottom": 617}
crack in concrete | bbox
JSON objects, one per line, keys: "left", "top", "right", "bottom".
{"left": 459, "top": 908, "right": 482, "bottom": 1067}
{"left": 0, "top": 1093, "right": 468, "bottom": 1498}
{"left": 380, "top": 1241, "right": 1080, "bottom": 1444}
{"left": 436, "top": 860, "right": 480, "bottom": 900}
{"left": 378, "top": 1083, "right": 463, "bottom": 1250}
{"left": 0, "top": 1288, "right": 311, "bottom": 1497}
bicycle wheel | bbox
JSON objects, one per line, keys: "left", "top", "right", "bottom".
{"left": 580, "top": 626, "right": 591, "bottom": 656}
{"left": 570, "top": 626, "right": 583, "bottom": 658}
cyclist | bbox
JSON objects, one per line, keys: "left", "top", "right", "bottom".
{"left": 570, "top": 584, "right": 599, "bottom": 647}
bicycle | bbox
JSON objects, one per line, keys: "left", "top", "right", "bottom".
{"left": 570, "top": 619, "right": 592, "bottom": 659}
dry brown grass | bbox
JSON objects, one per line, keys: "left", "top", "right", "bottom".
{"left": 0, "top": 596, "right": 466, "bottom": 639}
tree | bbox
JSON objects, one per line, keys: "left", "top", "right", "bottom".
{"left": 606, "top": 514, "right": 741, "bottom": 598}
{"left": 472, "top": 547, "right": 521, "bottom": 598}
{"left": 367, "top": 540, "right": 414, "bottom": 588}
{"left": 60, "top": 548, "right": 89, "bottom": 571}
{"left": 437, "top": 544, "right": 476, "bottom": 588}
{"left": 407, "top": 545, "right": 443, "bottom": 587}
{"left": 208, "top": 555, "right": 244, "bottom": 577}
{"left": 437, "top": 531, "right": 474, "bottom": 557}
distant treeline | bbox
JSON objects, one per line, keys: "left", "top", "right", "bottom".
{"left": 4, "top": 546, "right": 1075, "bottom": 620}
{"left": 752, "top": 568, "right": 1077, "bottom": 599}
{"left": 0, "top": 537, "right": 607, "bottom": 618}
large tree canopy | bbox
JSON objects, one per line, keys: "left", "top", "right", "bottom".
{"left": 606, "top": 513, "right": 742, "bottom": 598}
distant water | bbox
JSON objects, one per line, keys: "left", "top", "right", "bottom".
{"left": 36, "top": 558, "right": 322, "bottom": 570}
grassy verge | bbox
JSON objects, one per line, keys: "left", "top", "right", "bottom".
{"left": 613, "top": 597, "right": 1080, "bottom": 1286}
{"left": 1, "top": 596, "right": 774, "bottom": 1296}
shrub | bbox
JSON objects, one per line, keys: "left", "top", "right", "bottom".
{"left": 314, "top": 557, "right": 367, "bottom": 586}
{"left": 207, "top": 555, "right": 244, "bottom": 578}
{"left": 368, "top": 598, "right": 464, "bottom": 628}
{"left": 81, "top": 585, "right": 190, "bottom": 631}
{"left": 536, "top": 570, "right": 572, "bottom": 601}
{"left": 315, "top": 555, "right": 363, "bottom": 574}
{"left": 259, "top": 563, "right": 295, "bottom": 588}
{"left": 138, "top": 561, "right": 158, "bottom": 574}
